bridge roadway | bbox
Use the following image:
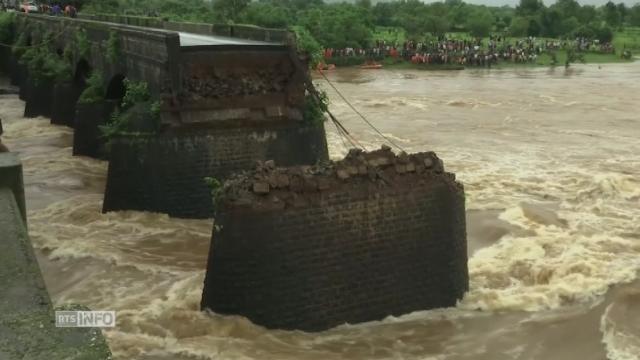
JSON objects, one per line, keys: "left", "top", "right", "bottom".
{"left": 178, "top": 32, "right": 279, "bottom": 47}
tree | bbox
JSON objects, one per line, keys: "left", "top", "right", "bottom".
{"left": 242, "top": 2, "right": 292, "bottom": 28}
{"left": 466, "top": 8, "right": 493, "bottom": 38}
{"left": 448, "top": 3, "right": 470, "bottom": 30}
{"left": 396, "top": 13, "right": 426, "bottom": 39}
{"left": 213, "top": 0, "right": 250, "bottom": 22}
{"left": 630, "top": 4, "right": 640, "bottom": 26}
{"left": 372, "top": 2, "right": 396, "bottom": 27}
{"left": 616, "top": 3, "right": 627, "bottom": 24}
{"left": 516, "top": 0, "right": 544, "bottom": 16}
{"left": 554, "top": 0, "right": 580, "bottom": 18}
{"left": 540, "top": 8, "right": 564, "bottom": 37}
{"left": 577, "top": 5, "right": 598, "bottom": 24}
{"left": 603, "top": 1, "right": 621, "bottom": 28}
{"left": 509, "top": 16, "right": 529, "bottom": 36}
{"left": 298, "top": 4, "right": 373, "bottom": 49}
{"left": 560, "top": 17, "right": 580, "bottom": 36}
{"left": 595, "top": 25, "right": 614, "bottom": 43}
{"left": 527, "top": 17, "right": 541, "bottom": 36}
{"left": 424, "top": 15, "right": 450, "bottom": 37}
{"left": 356, "top": 0, "right": 372, "bottom": 10}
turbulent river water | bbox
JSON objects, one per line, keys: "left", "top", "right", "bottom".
{"left": 1, "top": 63, "right": 639, "bottom": 360}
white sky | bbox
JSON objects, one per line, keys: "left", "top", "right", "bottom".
{"left": 371, "top": 0, "right": 640, "bottom": 7}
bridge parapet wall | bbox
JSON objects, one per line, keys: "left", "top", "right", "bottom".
{"left": 78, "top": 13, "right": 291, "bottom": 44}
{"left": 15, "top": 13, "right": 181, "bottom": 95}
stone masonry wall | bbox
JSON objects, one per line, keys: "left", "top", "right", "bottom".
{"left": 201, "top": 148, "right": 468, "bottom": 332}
{"left": 78, "top": 13, "right": 291, "bottom": 43}
{"left": 16, "top": 13, "right": 181, "bottom": 96}
{"left": 102, "top": 122, "right": 329, "bottom": 219}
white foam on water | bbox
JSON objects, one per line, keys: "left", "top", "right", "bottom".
{"left": 3, "top": 63, "right": 640, "bottom": 359}
{"left": 462, "top": 204, "right": 640, "bottom": 311}
{"left": 600, "top": 289, "right": 640, "bottom": 360}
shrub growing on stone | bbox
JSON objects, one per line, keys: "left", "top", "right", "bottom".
{"left": 20, "top": 47, "right": 72, "bottom": 85}
{"left": 0, "top": 12, "right": 15, "bottom": 45}
{"left": 77, "top": 73, "right": 105, "bottom": 104}
{"left": 11, "top": 32, "right": 29, "bottom": 59}
{"left": 75, "top": 30, "right": 90, "bottom": 59}
{"left": 100, "top": 79, "right": 161, "bottom": 139}
{"left": 303, "top": 90, "right": 328, "bottom": 126}
{"left": 105, "top": 30, "right": 120, "bottom": 64}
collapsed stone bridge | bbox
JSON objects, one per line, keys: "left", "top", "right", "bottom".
{"left": 13, "top": 12, "right": 300, "bottom": 122}
{"left": 3, "top": 13, "right": 469, "bottom": 334}
{"left": 9, "top": 13, "right": 328, "bottom": 218}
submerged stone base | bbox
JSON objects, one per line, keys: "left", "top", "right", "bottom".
{"left": 201, "top": 147, "right": 468, "bottom": 332}
{"left": 103, "top": 122, "right": 329, "bottom": 219}
{"left": 23, "top": 79, "right": 53, "bottom": 119}
{"left": 72, "top": 101, "right": 116, "bottom": 159}
{"left": 51, "top": 82, "right": 80, "bottom": 127}
{"left": 9, "top": 58, "right": 25, "bottom": 88}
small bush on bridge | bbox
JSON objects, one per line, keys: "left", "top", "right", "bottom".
{"left": 77, "top": 73, "right": 106, "bottom": 104}
{"left": 291, "top": 25, "right": 322, "bottom": 68}
{"left": 303, "top": 91, "right": 329, "bottom": 126}
{"left": 11, "top": 33, "right": 29, "bottom": 59}
{"left": 75, "top": 30, "right": 91, "bottom": 59}
{"left": 19, "top": 47, "right": 72, "bottom": 86}
{"left": 100, "top": 79, "right": 161, "bottom": 139}
{"left": 0, "top": 12, "right": 15, "bottom": 45}
{"left": 105, "top": 31, "right": 120, "bottom": 64}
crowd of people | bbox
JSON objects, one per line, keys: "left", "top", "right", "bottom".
{"left": 0, "top": 1, "right": 78, "bottom": 17}
{"left": 323, "top": 35, "right": 616, "bottom": 67}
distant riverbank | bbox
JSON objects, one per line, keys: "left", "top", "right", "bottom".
{"left": 324, "top": 51, "right": 634, "bottom": 72}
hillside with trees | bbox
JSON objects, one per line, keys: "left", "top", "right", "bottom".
{"left": 75, "top": 0, "right": 640, "bottom": 49}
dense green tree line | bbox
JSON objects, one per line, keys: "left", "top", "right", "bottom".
{"left": 75, "top": 0, "right": 640, "bottom": 48}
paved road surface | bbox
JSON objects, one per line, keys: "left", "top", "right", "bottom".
{"left": 178, "top": 32, "right": 279, "bottom": 47}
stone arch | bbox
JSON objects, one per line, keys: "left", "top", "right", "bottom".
{"left": 73, "top": 59, "right": 92, "bottom": 87}
{"left": 105, "top": 74, "right": 126, "bottom": 104}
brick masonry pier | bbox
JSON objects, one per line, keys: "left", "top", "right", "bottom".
{"left": 201, "top": 147, "right": 468, "bottom": 332}
{"left": 103, "top": 123, "right": 328, "bottom": 219}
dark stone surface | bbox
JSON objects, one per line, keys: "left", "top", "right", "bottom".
{"left": 51, "top": 82, "right": 80, "bottom": 128}
{"left": 8, "top": 57, "right": 25, "bottom": 88}
{"left": 17, "top": 66, "right": 28, "bottom": 101}
{"left": 14, "top": 13, "right": 182, "bottom": 98}
{"left": 72, "top": 100, "right": 116, "bottom": 159}
{"left": 201, "top": 152, "right": 468, "bottom": 332}
{"left": 103, "top": 122, "right": 329, "bottom": 219}
{"left": 23, "top": 79, "right": 53, "bottom": 119}
{"left": 0, "top": 153, "right": 26, "bottom": 224}
{"left": 0, "top": 48, "right": 10, "bottom": 74}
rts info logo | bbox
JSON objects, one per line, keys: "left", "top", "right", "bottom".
{"left": 55, "top": 311, "right": 116, "bottom": 328}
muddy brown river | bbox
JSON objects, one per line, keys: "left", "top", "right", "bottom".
{"left": 1, "top": 63, "right": 639, "bottom": 360}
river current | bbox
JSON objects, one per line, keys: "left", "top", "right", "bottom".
{"left": 1, "top": 63, "right": 639, "bottom": 360}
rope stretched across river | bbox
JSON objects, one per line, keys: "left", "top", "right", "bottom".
{"left": 317, "top": 70, "right": 406, "bottom": 153}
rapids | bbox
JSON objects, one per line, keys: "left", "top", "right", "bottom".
{"left": 0, "top": 63, "right": 638, "bottom": 360}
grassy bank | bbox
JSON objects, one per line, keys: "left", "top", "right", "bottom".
{"left": 371, "top": 27, "right": 638, "bottom": 57}
{"left": 613, "top": 27, "right": 640, "bottom": 52}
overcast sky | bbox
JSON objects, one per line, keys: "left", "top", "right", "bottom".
{"left": 370, "top": 0, "right": 640, "bottom": 6}
{"left": 459, "top": 0, "right": 639, "bottom": 5}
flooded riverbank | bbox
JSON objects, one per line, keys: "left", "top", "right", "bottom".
{"left": 1, "top": 63, "right": 638, "bottom": 359}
